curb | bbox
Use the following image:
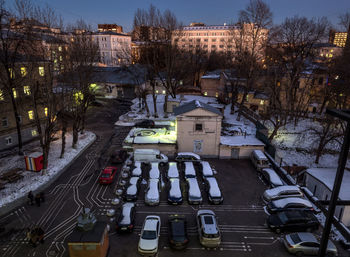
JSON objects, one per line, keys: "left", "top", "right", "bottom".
{"left": 0, "top": 133, "right": 97, "bottom": 217}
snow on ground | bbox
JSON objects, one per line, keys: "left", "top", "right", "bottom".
{"left": 0, "top": 131, "right": 96, "bottom": 208}
{"left": 222, "top": 104, "right": 256, "bottom": 136}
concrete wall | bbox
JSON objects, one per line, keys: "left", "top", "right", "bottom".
{"left": 219, "top": 144, "right": 264, "bottom": 159}
{"left": 305, "top": 174, "right": 348, "bottom": 225}
{"left": 176, "top": 109, "right": 222, "bottom": 157}
{"left": 201, "top": 78, "right": 221, "bottom": 97}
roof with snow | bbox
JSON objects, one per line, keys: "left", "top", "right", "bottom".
{"left": 173, "top": 100, "right": 222, "bottom": 116}
{"left": 306, "top": 168, "right": 350, "bottom": 200}
{"left": 220, "top": 136, "right": 265, "bottom": 147}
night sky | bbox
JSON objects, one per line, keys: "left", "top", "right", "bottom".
{"left": 9, "top": 0, "right": 350, "bottom": 32}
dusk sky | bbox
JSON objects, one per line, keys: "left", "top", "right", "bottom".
{"left": 10, "top": 0, "right": 350, "bottom": 32}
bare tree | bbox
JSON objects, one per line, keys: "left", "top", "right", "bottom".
{"left": 232, "top": 0, "right": 272, "bottom": 120}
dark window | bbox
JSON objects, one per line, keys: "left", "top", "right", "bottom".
{"left": 195, "top": 123, "right": 202, "bottom": 131}
{"left": 2, "top": 117, "right": 8, "bottom": 127}
{"left": 318, "top": 77, "right": 324, "bottom": 85}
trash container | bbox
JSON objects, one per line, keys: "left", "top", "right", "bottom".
{"left": 24, "top": 152, "right": 43, "bottom": 172}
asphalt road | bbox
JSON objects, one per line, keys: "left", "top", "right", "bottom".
{"left": 0, "top": 98, "right": 348, "bottom": 257}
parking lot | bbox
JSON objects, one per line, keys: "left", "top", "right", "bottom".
{"left": 107, "top": 158, "right": 290, "bottom": 257}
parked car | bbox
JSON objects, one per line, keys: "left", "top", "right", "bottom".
{"left": 149, "top": 162, "right": 160, "bottom": 179}
{"left": 250, "top": 150, "right": 270, "bottom": 171}
{"left": 168, "top": 215, "right": 189, "bottom": 250}
{"left": 131, "top": 167, "right": 142, "bottom": 177}
{"left": 168, "top": 178, "right": 182, "bottom": 205}
{"left": 186, "top": 178, "right": 202, "bottom": 205}
{"left": 110, "top": 149, "right": 128, "bottom": 164}
{"left": 200, "top": 161, "right": 214, "bottom": 178}
{"left": 175, "top": 152, "right": 201, "bottom": 162}
{"left": 263, "top": 185, "right": 304, "bottom": 203}
{"left": 259, "top": 168, "right": 284, "bottom": 188}
{"left": 283, "top": 232, "right": 337, "bottom": 256}
{"left": 116, "top": 202, "right": 135, "bottom": 233}
{"left": 196, "top": 210, "right": 221, "bottom": 248}
{"left": 99, "top": 166, "right": 118, "bottom": 184}
{"left": 124, "top": 177, "right": 141, "bottom": 202}
{"left": 145, "top": 179, "right": 160, "bottom": 206}
{"left": 204, "top": 177, "right": 223, "bottom": 204}
{"left": 138, "top": 215, "right": 161, "bottom": 256}
{"left": 266, "top": 197, "right": 315, "bottom": 214}
{"left": 267, "top": 210, "right": 319, "bottom": 233}
{"left": 135, "top": 119, "right": 155, "bottom": 128}
{"left": 134, "top": 149, "right": 168, "bottom": 165}
{"left": 184, "top": 162, "right": 196, "bottom": 178}
{"left": 167, "top": 162, "right": 179, "bottom": 179}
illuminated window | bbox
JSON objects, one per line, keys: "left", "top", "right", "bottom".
{"left": 39, "top": 67, "right": 45, "bottom": 76}
{"left": 23, "top": 86, "right": 31, "bottom": 95}
{"left": 246, "top": 95, "right": 249, "bottom": 101}
{"left": 204, "top": 92, "right": 208, "bottom": 96}
{"left": 21, "top": 67, "right": 27, "bottom": 77}
{"left": 155, "top": 90, "right": 159, "bottom": 94}
{"left": 28, "top": 110, "right": 34, "bottom": 120}
{"left": 215, "top": 92, "right": 219, "bottom": 97}
{"left": 44, "top": 107, "right": 48, "bottom": 116}
{"left": 277, "top": 81, "right": 281, "bottom": 87}
{"left": 12, "top": 88, "right": 17, "bottom": 98}
{"left": 31, "top": 129, "right": 38, "bottom": 137}
{"left": 59, "top": 56, "right": 63, "bottom": 61}
{"left": 58, "top": 46, "right": 62, "bottom": 51}
{"left": 330, "top": 49, "right": 334, "bottom": 53}
{"left": 0, "top": 89, "right": 4, "bottom": 100}
{"left": 260, "top": 100, "right": 265, "bottom": 105}
{"left": 162, "top": 90, "right": 166, "bottom": 94}
{"left": 9, "top": 68, "right": 14, "bottom": 79}
{"left": 329, "top": 54, "right": 333, "bottom": 58}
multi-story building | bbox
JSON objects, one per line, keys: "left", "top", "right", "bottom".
{"left": 313, "top": 43, "right": 343, "bottom": 62}
{"left": 92, "top": 32, "right": 132, "bottom": 66}
{"left": 172, "top": 23, "right": 268, "bottom": 56}
{"left": 98, "top": 24, "right": 123, "bottom": 33}
{"left": 329, "top": 30, "right": 348, "bottom": 47}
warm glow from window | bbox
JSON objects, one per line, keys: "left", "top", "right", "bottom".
{"left": 21, "top": 67, "right": 27, "bottom": 77}
{"left": 260, "top": 100, "right": 265, "bottom": 105}
{"left": 58, "top": 46, "right": 62, "bottom": 51}
{"left": 28, "top": 110, "right": 34, "bottom": 120}
{"left": 215, "top": 92, "right": 219, "bottom": 97}
{"left": 31, "top": 129, "right": 38, "bottom": 136}
{"left": 39, "top": 67, "right": 45, "bottom": 76}
{"left": 12, "top": 88, "right": 17, "bottom": 98}
{"left": 277, "top": 81, "right": 281, "bottom": 87}
{"left": 9, "top": 68, "right": 14, "bottom": 79}
{"left": 23, "top": 86, "right": 31, "bottom": 95}
{"left": 204, "top": 92, "right": 208, "bottom": 96}
{"left": 44, "top": 107, "right": 48, "bottom": 116}
{"left": 162, "top": 90, "right": 166, "bottom": 94}
{"left": 329, "top": 54, "right": 333, "bottom": 58}
{"left": 156, "top": 90, "right": 159, "bottom": 94}
{"left": 0, "top": 89, "right": 4, "bottom": 101}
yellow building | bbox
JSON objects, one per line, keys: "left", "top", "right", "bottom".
{"left": 329, "top": 30, "right": 348, "bottom": 47}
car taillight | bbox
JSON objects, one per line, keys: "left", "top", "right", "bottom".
{"left": 128, "top": 224, "right": 134, "bottom": 229}
{"left": 286, "top": 241, "right": 293, "bottom": 248}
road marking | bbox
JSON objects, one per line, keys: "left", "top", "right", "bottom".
{"left": 244, "top": 236, "right": 274, "bottom": 239}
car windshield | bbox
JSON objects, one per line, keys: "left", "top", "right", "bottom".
{"left": 204, "top": 216, "right": 214, "bottom": 224}
{"left": 290, "top": 233, "right": 302, "bottom": 244}
{"left": 142, "top": 230, "right": 157, "bottom": 239}
{"left": 101, "top": 173, "right": 110, "bottom": 178}
{"left": 170, "top": 221, "right": 185, "bottom": 237}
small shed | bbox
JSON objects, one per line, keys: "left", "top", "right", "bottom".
{"left": 24, "top": 152, "right": 43, "bottom": 172}
{"left": 219, "top": 136, "right": 265, "bottom": 159}
{"left": 68, "top": 221, "right": 109, "bottom": 257}
{"left": 304, "top": 168, "right": 350, "bottom": 226}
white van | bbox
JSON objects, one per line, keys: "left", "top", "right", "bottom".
{"left": 134, "top": 149, "right": 168, "bottom": 165}
{"left": 250, "top": 150, "right": 270, "bottom": 171}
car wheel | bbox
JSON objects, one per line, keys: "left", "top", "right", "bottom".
{"left": 275, "top": 228, "right": 281, "bottom": 234}
{"left": 295, "top": 251, "right": 303, "bottom": 257}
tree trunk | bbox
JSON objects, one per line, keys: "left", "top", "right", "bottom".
{"left": 60, "top": 121, "right": 67, "bottom": 158}
{"left": 163, "top": 92, "right": 168, "bottom": 118}
{"left": 152, "top": 89, "right": 158, "bottom": 118}
{"left": 237, "top": 91, "right": 247, "bottom": 121}
{"left": 268, "top": 123, "right": 280, "bottom": 141}
{"left": 72, "top": 120, "right": 79, "bottom": 149}
{"left": 9, "top": 95, "right": 23, "bottom": 155}
{"left": 144, "top": 96, "right": 150, "bottom": 117}
{"left": 314, "top": 141, "right": 325, "bottom": 164}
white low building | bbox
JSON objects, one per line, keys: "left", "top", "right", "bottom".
{"left": 304, "top": 168, "right": 350, "bottom": 226}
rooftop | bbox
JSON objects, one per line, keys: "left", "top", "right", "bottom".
{"left": 174, "top": 100, "right": 222, "bottom": 116}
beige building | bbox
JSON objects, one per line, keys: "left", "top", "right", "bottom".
{"left": 172, "top": 23, "right": 268, "bottom": 56}
{"left": 174, "top": 100, "right": 222, "bottom": 157}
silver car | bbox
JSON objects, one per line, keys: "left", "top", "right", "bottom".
{"left": 196, "top": 210, "right": 221, "bottom": 248}
{"left": 283, "top": 232, "right": 337, "bottom": 256}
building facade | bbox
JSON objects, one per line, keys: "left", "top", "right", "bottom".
{"left": 92, "top": 32, "right": 131, "bottom": 66}
{"left": 172, "top": 23, "right": 268, "bottom": 56}
{"left": 174, "top": 100, "right": 222, "bottom": 157}
{"left": 329, "top": 30, "right": 348, "bottom": 47}
{"left": 97, "top": 24, "right": 123, "bottom": 33}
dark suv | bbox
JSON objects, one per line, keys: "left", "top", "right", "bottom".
{"left": 267, "top": 210, "right": 319, "bottom": 233}
{"left": 110, "top": 149, "right": 127, "bottom": 164}
{"left": 168, "top": 215, "right": 189, "bottom": 250}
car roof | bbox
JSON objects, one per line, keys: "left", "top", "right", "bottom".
{"left": 104, "top": 167, "right": 116, "bottom": 172}
{"left": 297, "top": 232, "right": 318, "bottom": 243}
{"left": 200, "top": 215, "right": 218, "bottom": 234}
{"left": 206, "top": 177, "right": 221, "bottom": 197}
{"left": 120, "top": 203, "right": 134, "bottom": 224}
{"left": 177, "top": 152, "right": 200, "bottom": 159}
{"left": 252, "top": 150, "right": 267, "bottom": 160}
{"left": 144, "top": 217, "right": 159, "bottom": 230}
{"left": 272, "top": 197, "right": 312, "bottom": 208}
{"left": 262, "top": 168, "right": 283, "bottom": 185}
{"left": 265, "top": 185, "right": 301, "bottom": 196}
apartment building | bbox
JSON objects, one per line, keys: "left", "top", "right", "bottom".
{"left": 92, "top": 32, "right": 132, "bottom": 66}
{"left": 172, "top": 23, "right": 268, "bottom": 56}
{"left": 98, "top": 24, "right": 123, "bottom": 33}
{"left": 329, "top": 30, "right": 348, "bottom": 47}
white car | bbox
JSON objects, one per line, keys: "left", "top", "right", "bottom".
{"left": 184, "top": 162, "right": 196, "bottom": 178}
{"left": 145, "top": 179, "right": 160, "bottom": 206}
{"left": 167, "top": 162, "right": 179, "bottom": 178}
{"left": 149, "top": 163, "right": 160, "bottom": 179}
{"left": 175, "top": 152, "right": 201, "bottom": 162}
{"left": 138, "top": 215, "right": 161, "bottom": 256}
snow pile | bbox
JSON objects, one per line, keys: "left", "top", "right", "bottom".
{"left": 0, "top": 131, "right": 96, "bottom": 208}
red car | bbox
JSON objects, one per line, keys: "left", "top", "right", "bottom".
{"left": 99, "top": 166, "right": 118, "bottom": 184}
